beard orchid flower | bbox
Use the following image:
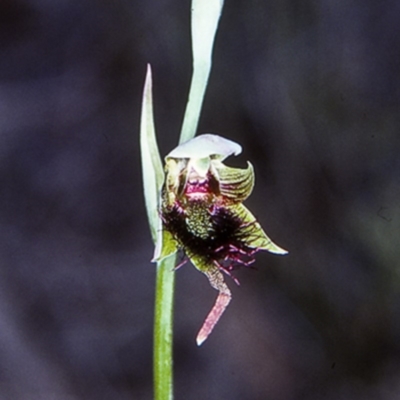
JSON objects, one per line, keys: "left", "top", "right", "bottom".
{"left": 153, "top": 134, "right": 287, "bottom": 345}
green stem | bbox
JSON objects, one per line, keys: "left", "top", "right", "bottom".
{"left": 154, "top": 255, "right": 176, "bottom": 400}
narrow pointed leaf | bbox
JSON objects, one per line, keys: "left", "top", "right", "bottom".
{"left": 140, "top": 64, "right": 164, "bottom": 243}
{"left": 180, "top": 1, "right": 225, "bottom": 143}
{"left": 191, "top": 0, "right": 224, "bottom": 65}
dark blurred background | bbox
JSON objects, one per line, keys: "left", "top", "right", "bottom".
{"left": 1, "top": 0, "right": 400, "bottom": 399}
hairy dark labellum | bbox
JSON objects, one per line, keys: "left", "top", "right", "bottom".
{"left": 161, "top": 200, "right": 260, "bottom": 281}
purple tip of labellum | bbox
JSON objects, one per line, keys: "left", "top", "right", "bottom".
{"left": 195, "top": 268, "right": 232, "bottom": 346}
{"left": 196, "top": 290, "right": 231, "bottom": 346}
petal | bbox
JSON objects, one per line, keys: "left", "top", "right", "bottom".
{"left": 212, "top": 161, "right": 254, "bottom": 202}
{"left": 164, "top": 158, "right": 189, "bottom": 203}
{"left": 228, "top": 203, "right": 288, "bottom": 254}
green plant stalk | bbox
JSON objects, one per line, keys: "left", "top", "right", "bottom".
{"left": 153, "top": 254, "right": 176, "bottom": 400}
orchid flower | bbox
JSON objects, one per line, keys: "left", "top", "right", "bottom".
{"left": 153, "top": 134, "right": 287, "bottom": 345}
